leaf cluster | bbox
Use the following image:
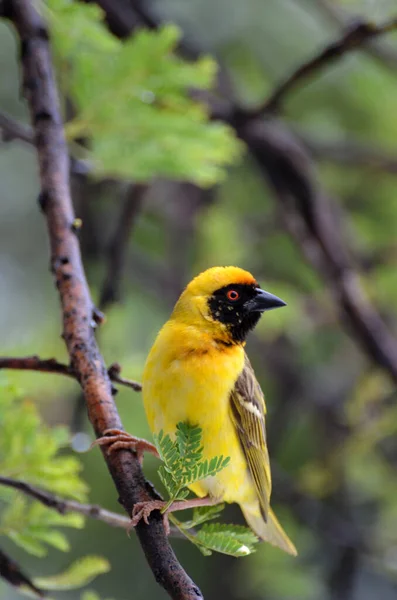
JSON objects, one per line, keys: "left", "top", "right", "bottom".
{"left": 0, "top": 382, "right": 108, "bottom": 595}
{"left": 0, "top": 384, "right": 87, "bottom": 500}
{"left": 155, "top": 422, "right": 230, "bottom": 504}
{"left": 44, "top": 0, "right": 242, "bottom": 185}
{"left": 154, "top": 422, "right": 258, "bottom": 557}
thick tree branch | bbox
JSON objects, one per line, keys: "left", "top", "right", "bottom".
{"left": 251, "top": 18, "right": 397, "bottom": 116}
{"left": 0, "top": 355, "right": 142, "bottom": 392}
{"left": 73, "top": 182, "right": 146, "bottom": 431}
{"left": 6, "top": 2, "right": 201, "bottom": 598}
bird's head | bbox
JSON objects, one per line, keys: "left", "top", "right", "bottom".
{"left": 172, "top": 266, "right": 286, "bottom": 343}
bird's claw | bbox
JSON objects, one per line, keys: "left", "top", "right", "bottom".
{"left": 91, "top": 429, "right": 159, "bottom": 464}
{"left": 130, "top": 500, "right": 170, "bottom": 535}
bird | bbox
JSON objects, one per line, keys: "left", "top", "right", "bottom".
{"left": 96, "top": 266, "right": 297, "bottom": 556}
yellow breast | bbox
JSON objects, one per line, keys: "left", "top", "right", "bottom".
{"left": 142, "top": 322, "right": 256, "bottom": 505}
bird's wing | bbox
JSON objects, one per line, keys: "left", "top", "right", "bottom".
{"left": 229, "top": 353, "right": 271, "bottom": 520}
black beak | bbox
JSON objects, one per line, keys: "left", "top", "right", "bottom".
{"left": 249, "top": 288, "right": 287, "bottom": 313}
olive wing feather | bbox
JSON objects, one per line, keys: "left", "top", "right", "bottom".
{"left": 229, "top": 353, "right": 271, "bottom": 520}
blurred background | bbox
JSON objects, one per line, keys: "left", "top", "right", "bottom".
{"left": 1, "top": 0, "right": 397, "bottom": 599}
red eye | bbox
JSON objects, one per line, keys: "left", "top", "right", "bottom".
{"left": 227, "top": 289, "right": 240, "bottom": 301}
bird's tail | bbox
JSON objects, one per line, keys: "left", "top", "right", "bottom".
{"left": 241, "top": 504, "right": 297, "bottom": 556}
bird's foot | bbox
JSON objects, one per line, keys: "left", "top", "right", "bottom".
{"left": 130, "top": 496, "right": 219, "bottom": 535}
{"left": 92, "top": 429, "right": 159, "bottom": 464}
{"left": 130, "top": 500, "right": 171, "bottom": 535}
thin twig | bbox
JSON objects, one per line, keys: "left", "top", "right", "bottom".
{"left": 251, "top": 18, "right": 397, "bottom": 115}
{"left": 6, "top": 2, "right": 201, "bottom": 598}
{"left": 0, "top": 476, "right": 188, "bottom": 539}
{"left": 0, "top": 355, "right": 142, "bottom": 392}
{"left": 99, "top": 183, "right": 146, "bottom": 309}
{"left": 0, "top": 110, "right": 90, "bottom": 175}
{"left": 107, "top": 362, "right": 142, "bottom": 392}
{"left": 0, "top": 476, "right": 131, "bottom": 529}
{"left": 93, "top": 0, "right": 201, "bottom": 59}
{"left": 318, "top": 0, "right": 397, "bottom": 71}
{"left": 0, "top": 111, "right": 34, "bottom": 143}
{"left": 297, "top": 131, "right": 397, "bottom": 175}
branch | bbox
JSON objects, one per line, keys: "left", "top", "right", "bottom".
{"left": 251, "top": 18, "right": 397, "bottom": 115}
{"left": 6, "top": 2, "right": 201, "bottom": 598}
{"left": 0, "top": 475, "right": 188, "bottom": 539}
{"left": 0, "top": 476, "right": 131, "bottom": 530}
{"left": 90, "top": 0, "right": 201, "bottom": 59}
{"left": 0, "top": 111, "right": 33, "bottom": 143}
{"left": 318, "top": 0, "right": 397, "bottom": 71}
{"left": 0, "top": 110, "right": 90, "bottom": 175}
{"left": 0, "top": 355, "right": 142, "bottom": 392}
{"left": 297, "top": 131, "right": 397, "bottom": 176}
{"left": 99, "top": 183, "right": 146, "bottom": 309}
{"left": 0, "top": 547, "right": 44, "bottom": 597}
{"left": 235, "top": 118, "right": 397, "bottom": 384}
{"left": 74, "top": 182, "right": 146, "bottom": 431}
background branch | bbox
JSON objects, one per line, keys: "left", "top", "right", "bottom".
{"left": 6, "top": 1, "right": 201, "bottom": 598}
{"left": 0, "top": 548, "right": 44, "bottom": 597}
{"left": 318, "top": 0, "right": 397, "bottom": 71}
{"left": 99, "top": 183, "right": 146, "bottom": 309}
{"left": 250, "top": 17, "right": 397, "bottom": 115}
{"left": 235, "top": 118, "right": 397, "bottom": 383}
{"left": 0, "top": 476, "right": 131, "bottom": 530}
{"left": 297, "top": 131, "right": 397, "bottom": 175}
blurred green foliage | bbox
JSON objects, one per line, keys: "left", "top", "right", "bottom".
{"left": 46, "top": 0, "right": 241, "bottom": 185}
{"left": 0, "top": 381, "right": 108, "bottom": 594}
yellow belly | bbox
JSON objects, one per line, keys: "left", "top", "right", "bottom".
{"left": 142, "top": 325, "right": 256, "bottom": 506}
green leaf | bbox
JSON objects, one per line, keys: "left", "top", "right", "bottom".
{"left": 34, "top": 556, "right": 110, "bottom": 591}
{"left": 158, "top": 465, "right": 178, "bottom": 496}
{"left": 81, "top": 592, "right": 111, "bottom": 600}
{"left": 8, "top": 532, "right": 48, "bottom": 558}
{"left": 81, "top": 592, "right": 100, "bottom": 600}
{"left": 186, "top": 455, "right": 231, "bottom": 486}
{"left": 154, "top": 431, "right": 180, "bottom": 472}
{"left": 175, "top": 422, "right": 203, "bottom": 470}
{"left": 178, "top": 503, "right": 226, "bottom": 529}
{"left": 28, "top": 528, "right": 70, "bottom": 552}
{"left": 196, "top": 523, "right": 258, "bottom": 557}
{"left": 1, "top": 495, "right": 84, "bottom": 557}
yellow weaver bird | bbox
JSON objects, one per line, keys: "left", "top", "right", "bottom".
{"left": 97, "top": 266, "right": 297, "bottom": 556}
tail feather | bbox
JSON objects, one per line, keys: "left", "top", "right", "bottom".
{"left": 241, "top": 505, "right": 297, "bottom": 556}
